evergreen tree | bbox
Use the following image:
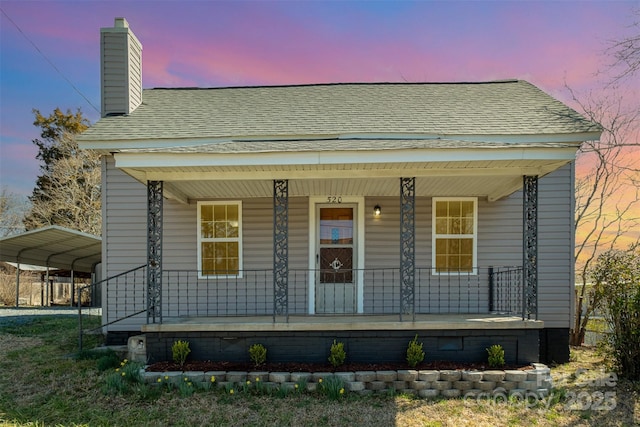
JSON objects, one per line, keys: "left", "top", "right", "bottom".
{"left": 23, "top": 108, "right": 101, "bottom": 235}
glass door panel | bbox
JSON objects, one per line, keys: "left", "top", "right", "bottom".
{"left": 316, "top": 207, "right": 356, "bottom": 313}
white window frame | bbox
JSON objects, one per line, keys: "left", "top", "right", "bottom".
{"left": 197, "top": 201, "right": 243, "bottom": 279}
{"left": 431, "top": 197, "right": 478, "bottom": 275}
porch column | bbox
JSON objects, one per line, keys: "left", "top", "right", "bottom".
{"left": 273, "top": 179, "right": 289, "bottom": 321}
{"left": 400, "top": 177, "right": 416, "bottom": 320}
{"left": 147, "top": 180, "right": 163, "bottom": 324}
{"left": 523, "top": 175, "right": 538, "bottom": 320}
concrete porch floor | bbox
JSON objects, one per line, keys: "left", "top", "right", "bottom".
{"left": 141, "top": 313, "right": 543, "bottom": 333}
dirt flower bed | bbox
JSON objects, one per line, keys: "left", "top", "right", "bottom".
{"left": 146, "top": 359, "right": 532, "bottom": 373}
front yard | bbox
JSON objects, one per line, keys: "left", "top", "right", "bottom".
{"left": 0, "top": 314, "right": 638, "bottom": 426}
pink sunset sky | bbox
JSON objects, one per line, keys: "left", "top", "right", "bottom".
{"left": 1, "top": 0, "right": 638, "bottom": 197}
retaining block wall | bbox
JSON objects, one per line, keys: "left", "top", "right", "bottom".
{"left": 142, "top": 363, "right": 553, "bottom": 399}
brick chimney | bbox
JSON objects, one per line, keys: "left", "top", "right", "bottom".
{"left": 100, "top": 18, "right": 142, "bottom": 117}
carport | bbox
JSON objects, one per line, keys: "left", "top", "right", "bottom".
{"left": 0, "top": 225, "right": 101, "bottom": 307}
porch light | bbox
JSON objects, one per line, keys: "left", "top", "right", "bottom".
{"left": 373, "top": 205, "right": 382, "bottom": 217}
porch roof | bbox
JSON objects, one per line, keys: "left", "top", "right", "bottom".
{"left": 113, "top": 138, "right": 578, "bottom": 203}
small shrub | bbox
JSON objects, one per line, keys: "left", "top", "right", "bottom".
{"left": 135, "top": 383, "right": 163, "bottom": 401}
{"left": 294, "top": 376, "right": 308, "bottom": 393}
{"left": 276, "top": 384, "right": 291, "bottom": 398}
{"left": 102, "top": 371, "right": 127, "bottom": 395}
{"left": 102, "top": 359, "right": 142, "bottom": 395}
{"left": 240, "top": 379, "right": 253, "bottom": 394}
{"left": 406, "top": 334, "right": 425, "bottom": 368}
{"left": 249, "top": 343, "right": 267, "bottom": 366}
{"left": 318, "top": 375, "right": 345, "bottom": 400}
{"left": 591, "top": 245, "right": 640, "bottom": 380}
{"left": 487, "top": 344, "right": 505, "bottom": 368}
{"left": 224, "top": 382, "right": 236, "bottom": 396}
{"left": 177, "top": 377, "right": 195, "bottom": 397}
{"left": 250, "top": 376, "right": 270, "bottom": 395}
{"left": 328, "top": 339, "right": 346, "bottom": 368}
{"left": 75, "top": 348, "right": 104, "bottom": 361}
{"left": 172, "top": 340, "right": 191, "bottom": 368}
{"left": 121, "top": 359, "right": 143, "bottom": 384}
{"left": 96, "top": 351, "right": 121, "bottom": 371}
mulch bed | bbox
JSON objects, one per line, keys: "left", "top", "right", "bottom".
{"left": 146, "top": 360, "right": 532, "bottom": 372}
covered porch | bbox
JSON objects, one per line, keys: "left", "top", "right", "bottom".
{"left": 113, "top": 140, "right": 554, "bottom": 327}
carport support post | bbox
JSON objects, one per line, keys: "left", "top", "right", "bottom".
{"left": 15, "top": 262, "right": 20, "bottom": 308}
{"left": 45, "top": 267, "right": 50, "bottom": 307}
{"left": 273, "top": 179, "right": 289, "bottom": 322}
{"left": 70, "top": 269, "right": 75, "bottom": 307}
{"left": 147, "top": 180, "right": 163, "bottom": 324}
{"left": 400, "top": 177, "right": 416, "bottom": 321}
{"left": 523, "top": 175, "right": 538, "bottom": 320}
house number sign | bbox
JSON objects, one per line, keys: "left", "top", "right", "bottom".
{"left": 327, "top": 196, "right": 343, "bottom": 203}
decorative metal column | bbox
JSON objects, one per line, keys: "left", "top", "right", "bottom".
{"left": 523, "top": 175, "right": 538, "bottom": 320}
{"left": 147, "top": 180, "right": 163, "bottom": 323}
{"left": 273, "top": 179, "right": 289, "bottom": 321}
{"left": 400, "top": 177, "right": 416, "bottom": 320}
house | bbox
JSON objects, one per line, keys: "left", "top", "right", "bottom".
{"left": 78, "top": 18, "right": 601, "bottom": 365}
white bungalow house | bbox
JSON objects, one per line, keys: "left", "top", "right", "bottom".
{"left": 78, "top": 18, "right": 601, "bottom": 365}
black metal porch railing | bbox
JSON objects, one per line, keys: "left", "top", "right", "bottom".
{"left": 77, "top": 264, "right": 147, "bottom": 350}
{"left": 489, "top": 266, "right": 524, "bottom": 316}
{"left": 79, "top": 265, "right": 525, "bottom": 348}
{"left": 159, "top": 266, "right": 524, "bottom": 320}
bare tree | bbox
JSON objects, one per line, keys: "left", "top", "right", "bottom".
{"left": 0, "top": 186, "right": 28, "bottom": 238}
{"left": 569, "top": 7, "right": 640, "bottom": 346}
{"left": 25, "top": 131, "right": 101, "bottom": 235}
{"left": 570, "top": 85, "right": 640, "bottom": 346}
{"left": 607, "top": 8, "right": 640, "bottom": 83}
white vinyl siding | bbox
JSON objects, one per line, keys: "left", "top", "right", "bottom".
{"left": 197, "top": 201, "right": 242, "bottom": 278}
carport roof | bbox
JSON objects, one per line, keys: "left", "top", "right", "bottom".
{"left": 0, "top": 226, "right": 101, "bottom": 273}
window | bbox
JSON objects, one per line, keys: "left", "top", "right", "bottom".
{"left": 197, "top": 201, "right": 242, "bottom": 278}
{"left": 432, "top": 198, "right": 477, "bottom": 273}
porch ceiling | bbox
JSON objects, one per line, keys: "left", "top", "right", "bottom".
{"left": 118, "top": 157, "right": 571, "bottom": 203}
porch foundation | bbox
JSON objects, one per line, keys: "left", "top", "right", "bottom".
{"left": 142, "top": 315, "right": 542, "bottom": 365}
{"left": 539, "top": 328, "right": 570, "bottom": 364}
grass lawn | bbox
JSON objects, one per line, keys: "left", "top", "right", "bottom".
{"left": 0, "top": 316, "right": 638, "bottom": 427}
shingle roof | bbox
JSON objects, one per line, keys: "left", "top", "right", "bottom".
{"left": 79, "top": 80, "right": 600, "bottom": 144}
{"left": 122, "top": 139, "right": 575, "bottom": 154}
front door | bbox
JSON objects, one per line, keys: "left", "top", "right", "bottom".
{"left": 315, "top": 205, "right": 356, "bottom": 313}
